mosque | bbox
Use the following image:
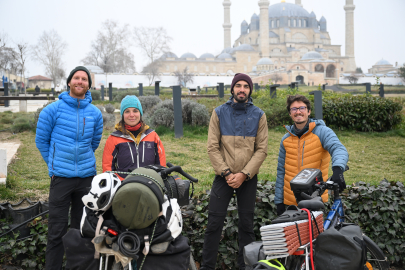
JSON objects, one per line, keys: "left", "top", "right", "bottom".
{"left": 156, "top": 0, "right": 358, "bottom": 86}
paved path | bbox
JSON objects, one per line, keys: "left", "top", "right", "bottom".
{"left": 0, "top": 142, "right": 20, "bottom": 184}
{"left": 0, "top": 99, "right": 54, "bottom": 113}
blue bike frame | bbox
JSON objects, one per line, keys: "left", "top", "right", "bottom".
{"left": 323, "top": 197, "right": 345, "bottom": 230}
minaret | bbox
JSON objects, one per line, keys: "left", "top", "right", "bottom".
{"left": 295, "top": 0, "right": 303, "bottom": 7}
{"left": 223, "top": 0, "right": 232, "bottom": 49}
{"left": 258, "top": 0, "right": 270, "bottom": 57}
{"left": 344, "top": 0, "right": 357, "bottom": 71}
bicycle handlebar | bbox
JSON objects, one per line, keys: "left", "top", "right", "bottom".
{"left": 160, "top": 163, "right": 199, "bottom": 183}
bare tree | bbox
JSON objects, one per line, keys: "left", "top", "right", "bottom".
{"left": 142, "top": 60, "right": 162, "bottom": 86}
{"left": 0, "top": 32, "right": 17, "bottom": 77}
{"left": 32, "top": 29, "right": 68, "bottom": 86}
{"left": 347, "top": 73, "right": 359, "bottom": 84}
{"left": 270, "top": 73, "right": 283, "bottom": 83}
{"left": 133, "top": 27, "right": 172, "bottom": 64}
{"left": 82, "top": 20, "right": 134, "bottom": 74}
{"left": 133, "top": 27, "right": 172, "bottom": 84}
{"left": 13, "top": 40, "right": 29, "bottom": 92}
{"left": 174, "top": 67, "right": 194, "bottom": 87}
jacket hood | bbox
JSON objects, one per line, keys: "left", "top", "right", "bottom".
{"left": 285, "top": 118, "right": 326, "bottom": 133}
{"left": 59, "top": 90, "right": 92, "bottom": 109}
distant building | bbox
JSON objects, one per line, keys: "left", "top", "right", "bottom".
{"left": 28, "top": 75, "right": 52, "bottom": 89}
{"left": 153, "top": 0, "right": 358, "bottom": 86}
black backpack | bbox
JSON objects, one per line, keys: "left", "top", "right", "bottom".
{"left": 314, "top": 223, "right": 367, "bottom": 270}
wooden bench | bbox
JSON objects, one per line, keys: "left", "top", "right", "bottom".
{"left": 0, "top": 96, "right": 56, "bottom": 112}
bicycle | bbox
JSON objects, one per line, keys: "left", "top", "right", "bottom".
{"left": 98, "top": 163, "right": 199, "bottom": 270}
{"left": 275, "top": 168, "right": 389, "bottom": 270}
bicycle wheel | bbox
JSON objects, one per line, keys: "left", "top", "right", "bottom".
{"left": 363, "top": 235, "right": 389, "bottom": 270}
{"left": 189, "top": 252, "right": 198, "bottom": 270}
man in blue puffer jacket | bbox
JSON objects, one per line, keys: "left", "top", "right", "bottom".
{"left": 35, "top": 66, "right": 103, "bottom": 270}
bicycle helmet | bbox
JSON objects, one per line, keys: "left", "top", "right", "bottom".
{"left": 253, "top": 259, "right": 285, "bottom": 270}
{"left": 82, "top": 173, "right": 121, "bottom": 212}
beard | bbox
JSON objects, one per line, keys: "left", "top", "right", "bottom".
{"left": 233, "top": 92, "right": 249, "bottom": 103}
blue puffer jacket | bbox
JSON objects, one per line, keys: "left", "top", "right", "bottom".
{"left": 35, "top": 91, "right": 103, "bottom": 178}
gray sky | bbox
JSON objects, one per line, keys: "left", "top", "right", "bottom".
{"left": 1, "top": 0, "right": 404, "bottom": 78}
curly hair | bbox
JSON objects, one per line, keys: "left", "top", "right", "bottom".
{"left": 286, "top": 94, "right": 311, "bottom": 113}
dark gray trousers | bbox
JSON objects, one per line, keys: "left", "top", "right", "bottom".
{"left": 201, "top": 175, "right": 258, "bottom": 270}
{"left": 45, "top": 176, "right": 93, "bottom": 270}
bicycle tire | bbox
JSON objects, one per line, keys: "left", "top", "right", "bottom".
{"left": 189, "top": 252, "right": 198, "bottom": 270}
{"left": 363, "top": 235, "right": 390, "bottom": 270}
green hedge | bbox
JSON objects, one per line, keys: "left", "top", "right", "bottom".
{"left": 250, "top": 89, "right": 403, "bottom": 131}
{"left": 183, "top": 179, "right": 405, "bottom": 269}
{"left": 323, "top": 95, "right": 403, "bottom": 131}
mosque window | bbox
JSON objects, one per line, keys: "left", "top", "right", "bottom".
{"left": 293, "top": 20, "right": 296, "bottom": 27}
{"left": 277, "top": 20, "right": 280, "bottom": 27}
{"left": 315, "top": 64, "right": 324, "bottom": 73}
{"left": 206, "top": 66, "right": 209, "bottom": 72}
{"left": 326, "top": 64, "right": 336, "bottom": 77}
{"left": 341, "top": 68, "right": 343, "bottom": 71}
{"left": 288, "top": 20, "right": 291, "bottom": 27}
{"left": 297, "top": 66, "right": 299, "bottom": 70}
{"left": 248, "top": 56, "right": 251, "bottom": 62}
{"left": 304, "top": 20, "right": 307, "bottom": 27}
{"left": 299, "top": 20, "right": 302, "bottom": 27}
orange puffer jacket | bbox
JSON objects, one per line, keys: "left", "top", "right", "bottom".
{"left": 275, "top": 119, "right": 348, "bottom": 206}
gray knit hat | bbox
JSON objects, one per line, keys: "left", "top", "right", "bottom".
{"left": 67, "top": 66, "right": 92, "bottom": 89}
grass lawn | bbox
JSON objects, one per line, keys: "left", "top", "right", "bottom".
{"left": 1, "top": 123, "right": 404, "bottom": 203}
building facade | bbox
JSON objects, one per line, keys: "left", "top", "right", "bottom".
{"left": 154, "top": 0, "right": 358, "bottom": 86}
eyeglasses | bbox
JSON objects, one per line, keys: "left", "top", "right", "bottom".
{"left": 290, "top": 106, "right": 307, "bottom": 113}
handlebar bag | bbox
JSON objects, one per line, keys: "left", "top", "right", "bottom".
{"left": 164, "top": 175, "right": 191, "bottom": 206}
{"left": 314, "top": 223, "right": 367, "bottom": 270}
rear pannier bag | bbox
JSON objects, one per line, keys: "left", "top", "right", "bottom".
{"left": 314, "top": 223, "right": 366, "bottom": 270}
{"left": 244, "top": 241, "right": 266, "bottom": 270}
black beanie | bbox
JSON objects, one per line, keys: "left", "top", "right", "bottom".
{"left": 231, "top": 73, "right": 253, "bottom": 96}
{"left": 66, "top": 66, "right": 92, "bottom": 89}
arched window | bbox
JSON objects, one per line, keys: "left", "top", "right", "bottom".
{"left": 277, "top": 20, "right": 280, "bottom": 27}
{"left": 304, "top": 20, "right": 307, "bottom": 27}
{"left": 326, "top": 64, "right": 336, "bottom": 77}
{"left": 314, "top": 64, "right": 324, "bottom": 73}
{"left": 293, "top": 20, "right": 296, "bottom": 27}
{"left": 297, "top": 66, "right": 299, "bottom": 70}
{"left": 299, "top": 20, "right": 302, "bottom": 27}
{"left": 288, "top": 20, "right": 291, "bottom": 27}
{"left": 272, "top": 21, "right": 274, "bottom": 28}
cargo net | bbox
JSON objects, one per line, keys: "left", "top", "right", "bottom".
{"left": 259, "top": 211, "right": 324, "bottom": 259}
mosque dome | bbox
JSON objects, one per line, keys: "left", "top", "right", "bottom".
{"left": 180, "top": 52, "right": 197, "bottom": 58}
{"left": 229, "top": 44, "right": 255, "bottom": 54}
{"left": 301, "top": 51, "right": 323, "bottom": 60}
{"left": 320, "top": 16, "right": 326, "bottom": 22}
{"left": 251, "top": 13, "right": 259, "bottom": 20}
{"left": 199, "top": 53, "right": 215, "bottom": 59}
{"left": 268, "top": 2, "right": 310, "bottom": 18}
{"left": 309, "top": 11, "right": 316, "bottom": 18}
{"left": 375, "top": 59, "right": 391, "bottom": 65}
{"left": 160, "top": 52, "right": 178, "bottom": 59}
{"left": 217, "top": 52, "right": 233, "bottom": 59}
{"left": 221, "top": 47, "right": 232, "bottom": 54}
{"left": 257, "top": 57, "right": 273, "bottom": 65}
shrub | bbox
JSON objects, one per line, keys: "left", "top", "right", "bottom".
{"left": 33, "top": 102, "right": 55, "bottom": 128}
{"left": 113, "top": 90, "right": 138, "bottom": 103}
{"left": 149, "top": 99, "right": 210, "bottom": 128}
{"left": 11, "top": 117, "right": 33, "bottom": 133}
{"left": 104, "top": 103, "right": 115, "bottom": 114}
{"left": 138, "top": 96, "right": 162, "bottom": 114}
{"left": 95, "top": 105, "right": 105, "bottom": 113}
{"left": 90, "top": 90, "right": 101, "bottom": 101}
{"left": 102, "top": 113, "right": 115, "bottom": 129}
{"left": 183, "top": 179, "right": 404, "bottom": 268}
{"left": 323, "top": 95, "right": 403, "bottom": 131}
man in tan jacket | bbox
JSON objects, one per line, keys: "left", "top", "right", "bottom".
{"left": 201, "top": 73, "right": 268, "bottom": 270}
